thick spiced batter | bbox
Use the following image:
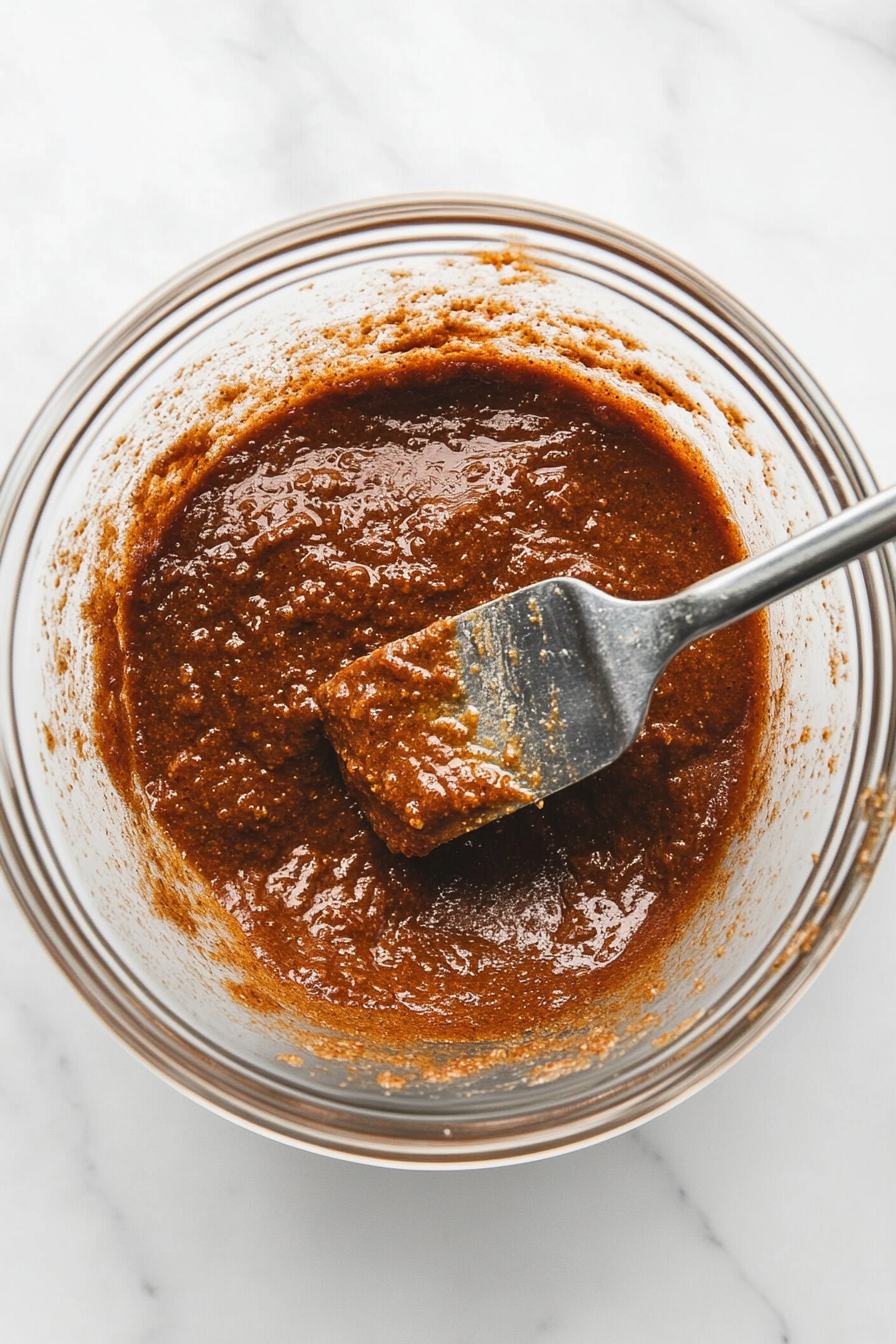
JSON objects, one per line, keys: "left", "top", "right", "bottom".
{"left": 318, "top": 616, "right": 538, "bottom": 856}
{"left": 113, "top": 360, "right": 765, "bottom": 1040}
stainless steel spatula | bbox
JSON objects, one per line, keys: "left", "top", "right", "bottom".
{"left": 320, "top": 484, "right": 896, "bottom": 854}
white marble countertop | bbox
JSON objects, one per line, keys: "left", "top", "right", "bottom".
{"left": 1, "top": 2, "right": 895, "bottom": 1339}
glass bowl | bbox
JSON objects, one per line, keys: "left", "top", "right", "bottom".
{"left": 1, "top": 196, "right": 893, "bottom": 1166}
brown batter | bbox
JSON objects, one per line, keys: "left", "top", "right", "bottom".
{"left": 318, "top": 616, "right": 536, "bottom": 856}
{"left": 109, "top": 358, "right": 766, "bottom": 1042}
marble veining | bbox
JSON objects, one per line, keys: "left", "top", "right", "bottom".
{"left": 1, "top": 1, "right": 894, "bottom": 1340}
{"left": 632, "top": 1130, "right": 792, "bottom": 1343}
{"left": 783, "top": 0, "right": 896, "bottom": 63}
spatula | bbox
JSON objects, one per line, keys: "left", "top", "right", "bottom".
{"left": 318, "top": 484, "right": 896, "bottom": 856}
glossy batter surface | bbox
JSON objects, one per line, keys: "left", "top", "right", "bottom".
{"left": 116, "top": 362, "right": 765, "bottom": 1040}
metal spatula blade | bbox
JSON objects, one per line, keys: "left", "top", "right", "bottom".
{"left": 449, "top": 577, "right": 675, "bottom": 799}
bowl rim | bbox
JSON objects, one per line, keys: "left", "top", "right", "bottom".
{"left": 1, "top": 192, "right": 894, "bottom": 1167}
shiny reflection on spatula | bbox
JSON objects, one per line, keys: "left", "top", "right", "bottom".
{"left": 318, "top": 485, "right": 896, "bottom": 856}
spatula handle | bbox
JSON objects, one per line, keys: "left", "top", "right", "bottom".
{"left": 663, "top": 483, "right": 896, "bottom": 648}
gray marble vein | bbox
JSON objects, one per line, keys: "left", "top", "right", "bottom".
{"left": 632, "top": 1130, "right": 792, "bottom": 1343}
{"left": 781, "top": 0, "right": 896, "bottom": 64}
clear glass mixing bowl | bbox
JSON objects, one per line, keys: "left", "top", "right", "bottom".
{"left": 1, "top": 196, "right": 893, "bottom": 1165}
